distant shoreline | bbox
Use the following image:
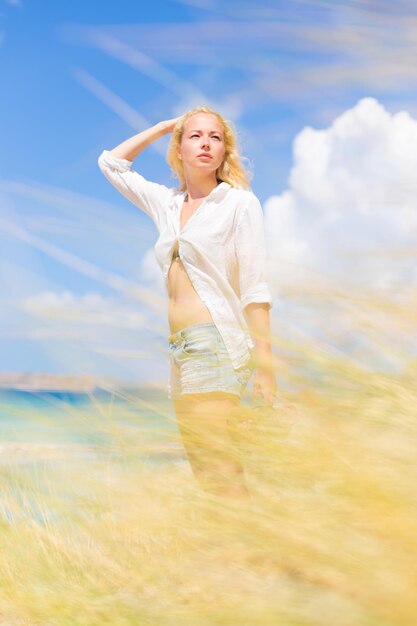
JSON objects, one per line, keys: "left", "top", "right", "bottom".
{"left": 0, "top": 373, "right": 97, "bottom": 392}
{"left": 0, "top": 373, "right": 165, "bottom": 394}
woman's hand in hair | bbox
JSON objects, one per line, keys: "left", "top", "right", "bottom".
{"left": 160, "top": 116, "right": 182, "bottom": 134}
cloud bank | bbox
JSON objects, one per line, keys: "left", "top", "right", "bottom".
{"left": 264, "top": 97, "right": 417, "bottom": 294}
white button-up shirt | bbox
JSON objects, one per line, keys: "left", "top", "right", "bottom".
{"left": 98, "top": 149, "right": 273, "bottom": 370}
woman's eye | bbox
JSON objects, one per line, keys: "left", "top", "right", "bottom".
{"left": 189, "top": 133, "right": 221, "bottom": 139}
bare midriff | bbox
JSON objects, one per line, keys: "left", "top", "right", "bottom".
{"left": 167, "top": 199, "right": 215, "bottom": 334}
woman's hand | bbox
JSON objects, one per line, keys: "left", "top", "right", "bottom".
{"left": 252, "top": 368, "right": 277, "bottom": 406}
{"left": 251, "top": 351, "right": 279, "bottom": 406}
{"left": 160, "top": 116, "right": 182, "bottom": 134}
{"left": 106, "top": 117, "right": 182, "bottom": 161}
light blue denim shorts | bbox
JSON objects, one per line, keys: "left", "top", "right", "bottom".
{"left": 167, "top": 322, "right": 254, "bottom": 400}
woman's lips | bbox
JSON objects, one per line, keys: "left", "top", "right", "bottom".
{"left": 197, "top": 154, "right": 212, "bottom": 158}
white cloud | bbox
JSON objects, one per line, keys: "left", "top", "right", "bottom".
{"left": 264, "top": 97, "right": 417, "bottom": 293}
{"left": 263, "top": 97, "right": 417, "bottom": 371}
{"left": 22, "top": 290, "right": 147, "bottom": 330}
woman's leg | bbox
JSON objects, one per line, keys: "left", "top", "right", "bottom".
{"left": 173, "top": 391, "right": 250, "bottom": 500}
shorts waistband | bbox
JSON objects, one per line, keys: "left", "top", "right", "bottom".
{"left": 168, "top": 322, "right": 217, "bottom": 345}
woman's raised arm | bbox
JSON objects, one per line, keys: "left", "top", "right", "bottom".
{"left": 109, "top": 117, "right": 180, "bottom": 161}
{"left": 97, "top": 117, "right": 181, "bottom": 230}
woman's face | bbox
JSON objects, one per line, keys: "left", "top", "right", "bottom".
{"left": 178, "top": 113, "right": 226, "bottom": 178}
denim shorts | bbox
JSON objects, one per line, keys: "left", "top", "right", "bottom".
{"left": 167, "top": 322, "right": 255, "bottom": 400}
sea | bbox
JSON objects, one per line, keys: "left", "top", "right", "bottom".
{"left": 0, "top": 387, "right": 186, "bottom": 469}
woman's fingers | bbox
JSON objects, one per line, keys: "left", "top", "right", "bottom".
{"left": 163, "top": 116, "right": 182, "bottom": 133}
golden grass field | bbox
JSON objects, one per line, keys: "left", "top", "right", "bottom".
{"left": 1, "top": 283, "right": 416, "bottom": 626}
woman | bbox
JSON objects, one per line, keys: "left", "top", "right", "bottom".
{"left": 98, "top": 106, "right": 277, "bottom": 499}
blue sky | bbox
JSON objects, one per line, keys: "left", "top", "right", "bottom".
{"left": 1, "top": 0, "right": 416, "bottom": 386}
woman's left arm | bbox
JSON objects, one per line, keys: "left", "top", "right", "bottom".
{"left": 235, "top": 193, "right": 277, "bottom": 405}
{"left": 244, "top": 303, "right": 277, "bottom": 406}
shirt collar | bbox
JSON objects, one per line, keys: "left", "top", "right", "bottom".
{"left": 179, "top": 181, "right": 231, "bottom": 200}
{"left": 212, "top": 181, "right": 231, "bottom": 199}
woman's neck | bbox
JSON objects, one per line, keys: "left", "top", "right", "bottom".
{"left": 183, "top": 174, "right": 220, "bottom": 201}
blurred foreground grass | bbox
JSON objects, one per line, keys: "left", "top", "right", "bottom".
{"left": 1, "top": 286, "right": 416, "bottom": 626}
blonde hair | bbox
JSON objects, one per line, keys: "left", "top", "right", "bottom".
{"left": 167, "top": 106, "right": 252, "bottom": 191}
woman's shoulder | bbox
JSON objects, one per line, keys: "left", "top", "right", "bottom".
{"left": 227, "top": 185, "right": 257, "bottom": 202}
{"left": 227, "top": 186, "right": 261, "bottom": 213}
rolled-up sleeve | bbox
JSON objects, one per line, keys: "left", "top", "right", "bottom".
{"left": 97, "top": 149, "right": 172, "bottom": 231}
{"left": 235, "top": 193, "right": 273, "bottom": 311}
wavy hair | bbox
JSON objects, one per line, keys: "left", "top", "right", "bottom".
{"left": 167, "top": 106, "right": 252, "bottom": 191}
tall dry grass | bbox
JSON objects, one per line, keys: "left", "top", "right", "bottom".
{"left": 1, "top": 279, "right": 416, "bottom": 626}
